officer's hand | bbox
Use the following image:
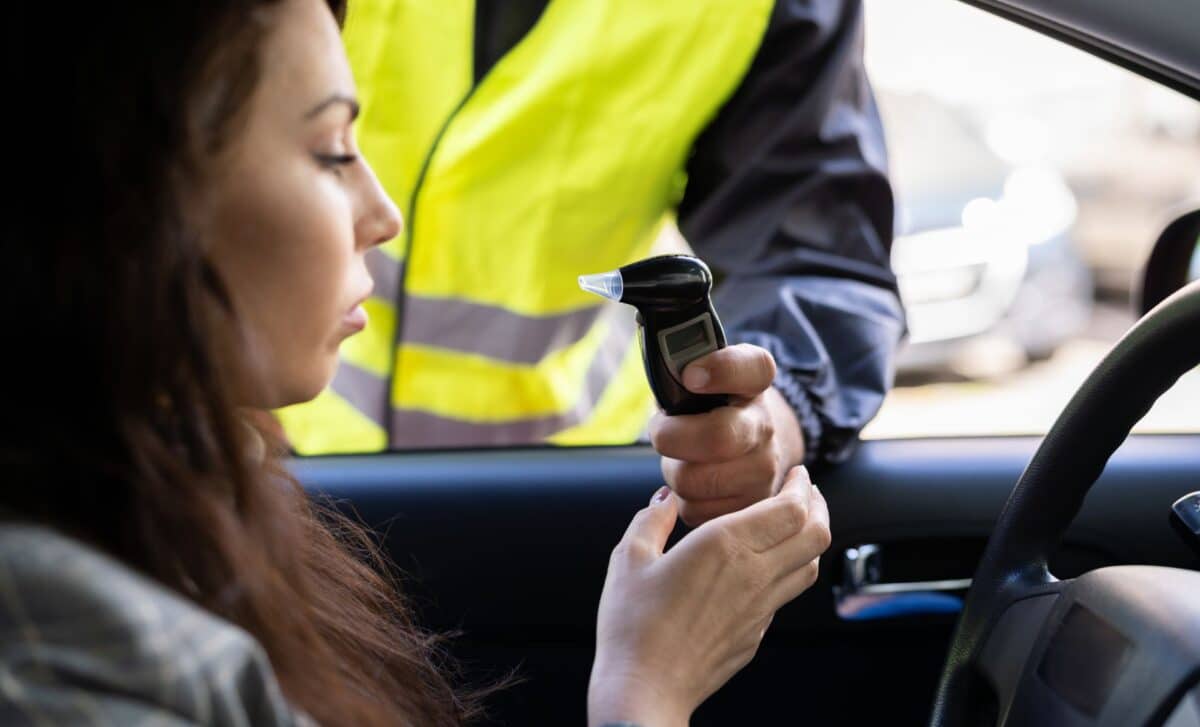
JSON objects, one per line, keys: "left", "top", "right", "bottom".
{"left": 649, "top": 343, "right": 806, "bottom": 526}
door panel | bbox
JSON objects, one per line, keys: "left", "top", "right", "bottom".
{"left": 293, "top": 434, "right": 1200, "bottom": 725}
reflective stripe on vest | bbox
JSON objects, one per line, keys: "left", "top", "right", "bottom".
{"left": 279, "top": 0, "right": 774, "bottom": 453}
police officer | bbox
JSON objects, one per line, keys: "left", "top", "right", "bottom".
{"left": 280, "top": 0, "right": 904, "bottom": 524}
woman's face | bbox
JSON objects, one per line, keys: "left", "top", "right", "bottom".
{"left": 205, "top": 0, "right": 401, "bottom": 409}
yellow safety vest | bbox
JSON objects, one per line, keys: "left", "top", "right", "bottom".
{"left": 279, "top": 0, "right": 774, "bottom": 453}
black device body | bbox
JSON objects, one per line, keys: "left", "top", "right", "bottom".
{"left": 619, "top": 255, "right": 729, "bottom": 415}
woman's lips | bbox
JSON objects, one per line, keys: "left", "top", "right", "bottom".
{"left": 340, "top": 303, "right": 368, "bottom": 335}
{"left": 339, "top": 283, "right": 373, "bottom": 338}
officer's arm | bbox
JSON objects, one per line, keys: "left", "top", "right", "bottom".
{"left": 677, "top": 0, "right": 905, "bottom": 465}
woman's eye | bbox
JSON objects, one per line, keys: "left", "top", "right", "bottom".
{"left": 314, "top": 152, "right": 358, "bottom": 175}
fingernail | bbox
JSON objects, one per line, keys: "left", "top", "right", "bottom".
{"left": 684, "top": 366, "right": 709, "bottom": 391}
{"left": 650, "top": 486, "right": 671, "bottom": 505}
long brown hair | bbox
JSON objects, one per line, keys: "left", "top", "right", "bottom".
{"left": 5, "top": 2, "right": 481, "bottom": 724}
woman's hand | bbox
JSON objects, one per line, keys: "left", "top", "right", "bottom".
{"left": 588, "top": 466, "right": 831, "bottom": 727}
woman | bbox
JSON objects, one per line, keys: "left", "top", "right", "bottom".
{"left": 1, "top": 0, "right": 831, "bottom": 725}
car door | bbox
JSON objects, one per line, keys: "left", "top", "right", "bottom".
{"left": 294, "top": 434, "right": 1199, "bottom": 725}
{"left": 292, "top": 2, "right": 1200, "bottom": 724}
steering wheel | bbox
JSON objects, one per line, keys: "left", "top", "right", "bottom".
{"left": 930, "top": 281, "right": 1200, "bottom": 727}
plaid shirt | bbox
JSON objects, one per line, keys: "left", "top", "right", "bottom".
{"left": 0, "top": 523, "right": 314, "bottom": 726}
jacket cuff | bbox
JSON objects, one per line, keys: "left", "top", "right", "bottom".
{"left": 771, "top": 368, "right": 825, "bottom": 466}
{"left": 732, "top": 326, "right": 870, "bottom": 466}
{"left": 727, "top": 329, "right": 833, "bottom": 464}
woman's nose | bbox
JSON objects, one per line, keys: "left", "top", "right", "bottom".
{"left": 356, "top": 159, "right": 403, "bottom": 249}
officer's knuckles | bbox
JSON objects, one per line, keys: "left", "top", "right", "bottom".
{"left": 697, "top": 414, "right": 755, "bottom": 460}
{"left": 648, "top": 416, "right": 686, "bottom": 456}
{"left": 704, "top": 407, "right": 773, "bottom": 463}
{"left": 677, "top": 502, "right": 716, "bottom": 528}
{"left": 678, "top": 498, "right": 742, "bottom": 527}
{"left": 751, "top": 404, "right": 776, "bottom": 448}
{"left": 746, "top": 344, "right": 778, "bottom": 382}
{"left": 753, "top": 446, "right": 781, "bottom": 484}
{"left": 708, "top": 344, "right": 776, "bottom": 394}
{"left": 671, "top": 462, "right": 726, "bottom": 501}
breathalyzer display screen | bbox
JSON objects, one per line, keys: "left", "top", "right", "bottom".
{"left": 664, "top": 320, "right": 711, "bottom": 352}
{"left": 656, "top": 312, "right": 720, "bottom": 383}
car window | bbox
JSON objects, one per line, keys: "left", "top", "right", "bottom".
{"left": 860, "top": 0, "right": 1200, "bottom": 440}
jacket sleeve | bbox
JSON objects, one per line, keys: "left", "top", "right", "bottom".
{"left": 0, "top": 524, "right": 313, "bottom": 727}
{"left": 678, "top": 0, "right": 905, "bottom": 464}
{"left": 0, "top": 683, "right": 198, "bottom": 726}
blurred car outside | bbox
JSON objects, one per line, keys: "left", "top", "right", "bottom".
{"left": 882, "top": 90, "right": 1092, "bottom": 379}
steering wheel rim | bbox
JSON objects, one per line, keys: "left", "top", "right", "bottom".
{"left": 930, "top": 281, "right": 1200, "bottom": 726}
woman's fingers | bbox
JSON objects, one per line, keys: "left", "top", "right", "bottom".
{"left": 763, "top": 482, "right": 831, "bottom": 575}
{"left": 615, "top": 486, "right": 679, "bottom": 563}
{"left": 696, "top": 468, "right": 828, "bottom": 613}
{"left": 720, "top": 465, "right": 816, "bottom": 554}
{"left": 765, "top": 558, "right": 822, "bottom": 612}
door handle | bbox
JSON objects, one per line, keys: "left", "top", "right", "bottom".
{"left": 834, "top": 543, "right": 971, "bottom": 621}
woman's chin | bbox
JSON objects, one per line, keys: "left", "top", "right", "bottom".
{"left": 287, "top": 371, "right": 336, "bottom": 408}
{"left": 250, "top": 363, "right": 335, "bottom": 411}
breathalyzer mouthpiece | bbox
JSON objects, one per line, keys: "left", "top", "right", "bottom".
{"left": 579, "top": 255, "right": 714, "bottom": 309}
{"left": 577, "top": 271, "right": 624, "bottom": 302}
{"left": 577, "top": 254, "right": 727, "bottom": 416}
